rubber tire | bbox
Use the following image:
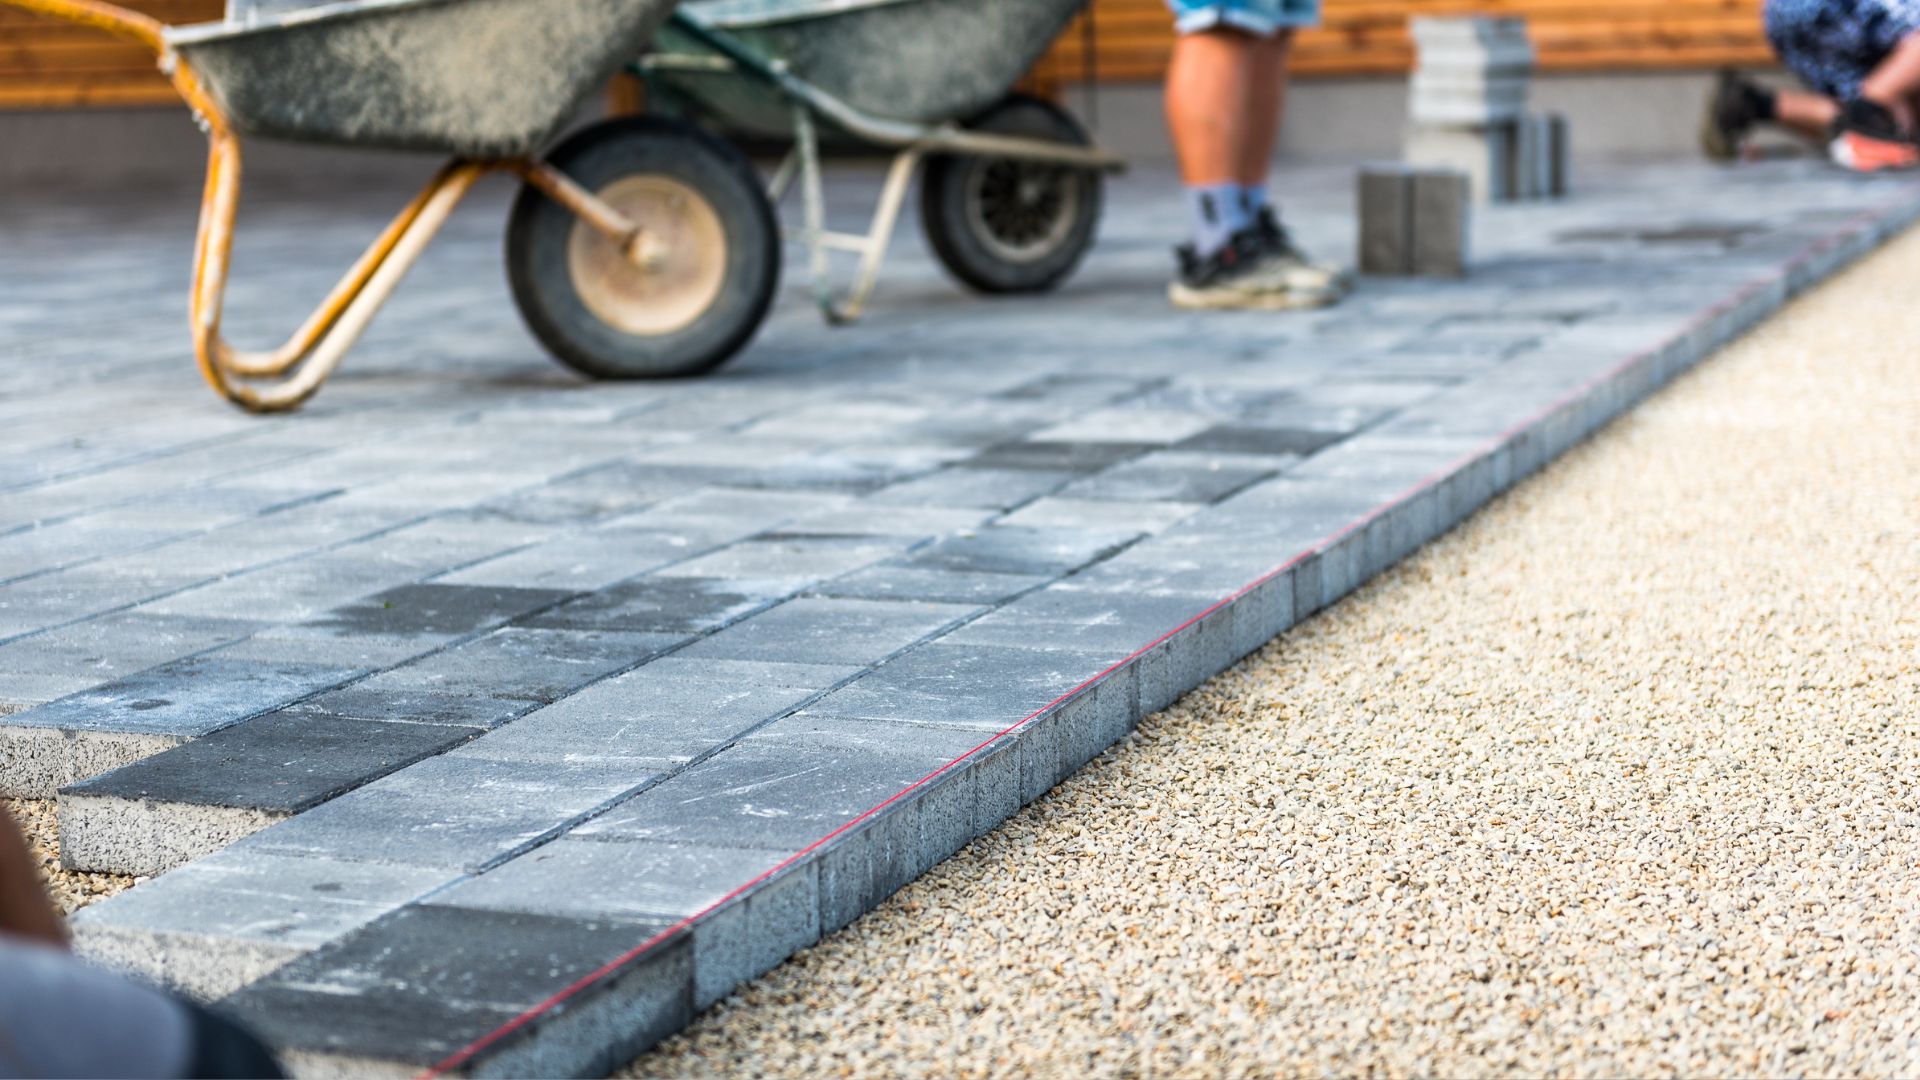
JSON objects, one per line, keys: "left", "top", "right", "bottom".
{"left": 506, "top": 116, "right": 779, "bottom": 380}
{"left": 919, "top": 94, "right": 1104, "bottom": 295}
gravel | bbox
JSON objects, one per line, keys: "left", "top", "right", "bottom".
{"left": 624, "top": 228, "right": 1920, "bottom": 1078}
{"left": 4, "top": 798, "right": 134, "bottom": 917}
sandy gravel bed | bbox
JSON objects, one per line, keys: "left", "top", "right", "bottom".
{"left": 4, "top": 798, "right": 133, "bottom": 917}
{"left": 625, "top": 228, "right": 1920, "bottom": 1078}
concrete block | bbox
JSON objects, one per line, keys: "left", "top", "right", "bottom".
{"left": 223, "top": 905, "right": 691, "bottom": 1077}
{"left": 71, "top": 848, "right": 454, "bottom": 999}
{"left": 519, "top": 576, "right": 786, "bottom": 634}
{"left": 59, "top": 711, "right": 481, "bottom": 876}
{"left": 457, "top": 657, "right": 856, "bottom": 766}
{"left": 1411, "top": 169, "right": 1472, "bottom": 277}
{"left": 900, "top": 525, "right": 1141, "bottom": 577}
{"left": 1406, "top": 123, "right": 1515, "bottom": 204}
{"left": 1359, "top": 164, "right": 1414, "bottom": 276}
{"left": 244, "top": 753, "right": 649, "bottom": 872}
{"left": 676, "top": 597, "right": 978, "bottom": 667}
{"left": 811, "top": 565, "right": 1050, "bottom": 605}
{"left": 800, "top": 643, "right": 1112, "bottom": 731}
{"left": 574, "top": 742, "right": 937, "bottom": 853}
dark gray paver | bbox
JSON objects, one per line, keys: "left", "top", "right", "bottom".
{"left": 518, "top": 576, "right": 787, "bottom": 634}
{"left": 0, "top": 657, "right": 364, "bottom": 797}
{"left": 59, "top": 710, "right": 480, "bottom": 875}
{"left": 312, "top": 583, "right": 575, "bottom": 636}
{"left": 221, "top": 905, "right": 691, "bottom": 1077}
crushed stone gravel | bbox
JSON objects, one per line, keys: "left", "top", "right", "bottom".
{"left": 624, "top": 227, "right": 1920, "bottom": 1078}
{"left": 4, "top": 798, "right": 134, "bottom": 917}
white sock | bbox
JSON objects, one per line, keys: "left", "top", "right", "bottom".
{"left": 1184, "top": 182, "right": 1246, "bottom": 257}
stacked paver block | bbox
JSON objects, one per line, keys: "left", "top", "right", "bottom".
{"left": 1404, "top": 17, "right": 1567, "bottom": 203}
{"left": 1358, "top": 165, "right": 1471, "bottom": 277}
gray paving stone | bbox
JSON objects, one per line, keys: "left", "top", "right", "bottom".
{"left": 653, "top": 535, "right": 903, "bottom": 588}
{"left": 288, "top": 686, "right": 533, "bottom": 729}
{"left": 897, "top": 524, "right": 1140, "bottom": 577}
{"left": 941, "top": 589, "right": 1219, "bottom": 656}
{"left": 676, "top": 597, "right": 978, "bottom": 667}
{"left": 574, "top": 742, "right": 947, "bottom": 853}
{"left": 221, "top": 904, "right": 692, "bottom": 1076}
{"left": 1059, "top": 452, "right": 1283, "bottom": 504}
{"left": 59, "top": 711, "right": 481, "bottom": 875}
{"left": 72, "top": 848, "right": 457, "bottom": 999}
{"left": 810, "top": 565, "right": 1050, "bottom": 605}
{"left": 350, "top": 627, "right": 681, "bottom": 705}
{"left": 998, "top": 496, "right": 1202, "bottom": 533}
{"left": 454, "top": 657, "right": 858, "bottom": 767}
{"left": 863, "top": 467, "right": 1078, "bottom": 510}
{"left": 0, "top": 656, "right": 366, "bottom": 797}
{"left": 959, "top": 440, "right": 1157, "bottom": 473}
{"left": 1174, "top": 424, "right": 1352, "bottom": 457}
{"left": 519, "top": 577, "right": 787, "bottom": 635}
{"left": 242, "top": 753, "right": 654, "bottom": 872}
{"left": 800, "top": 642, "right": 1119, "bottom": 730}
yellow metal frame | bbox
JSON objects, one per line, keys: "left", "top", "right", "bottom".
{"left": 5, "top": 0, "right": 649, "bottom": 413}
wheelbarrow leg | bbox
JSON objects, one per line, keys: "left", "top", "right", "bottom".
{"left": 792, "top": 105, "right": 840, "bottom": 323}
{"left": 189, "top": 129, "right": 490, "bottom": 412}
{"left": 789, "top": 104, "right": 920, "bottom": 326}
{"left": 837, "top": 147, "right": 921, "bottom": 325}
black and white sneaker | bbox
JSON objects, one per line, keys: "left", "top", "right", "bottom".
{"left": 1169, "top": 224, "right": 1341, "bottom": 311}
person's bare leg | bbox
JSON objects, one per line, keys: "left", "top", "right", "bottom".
{"left": 1236, "top": 29, "right": 1294, "bottom": 187}
{"left": 1, "top": 803, "right": 68, "bottom": 948}
{"left": 1860, "top": 31, "right": 1920, "bottom": 128}
{"left": 1776, "top": 87, "right": 1842, "bottom": 140}
{"left": 1166, "top": 28, "right": 1258, "bottom": 186}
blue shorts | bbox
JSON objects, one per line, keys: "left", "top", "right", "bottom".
{"left": 1167, "top": 0, "right": 1321, "bottom": 35}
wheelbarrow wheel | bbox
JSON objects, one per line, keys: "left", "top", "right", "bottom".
{"left": 506, "top": 116, "right": 779, "bottom": 380}
{"left": 920, "top": 94, "right": 1103, "bottom": 295}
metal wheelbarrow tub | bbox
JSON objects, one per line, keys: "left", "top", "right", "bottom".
{"left": 165, "top": 0, "right": 680, "bottom": 157}
{"left": 640, "top": 0, "right": 1116, "bottom": 324}
{"left": 657, "top": 0, "right": 1085, "bottom": 136}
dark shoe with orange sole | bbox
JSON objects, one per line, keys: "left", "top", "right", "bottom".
{"left": 1829, "top": 98, "right": 1920, "bottom": 171}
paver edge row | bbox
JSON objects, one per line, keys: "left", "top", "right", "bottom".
{"left": 396, "top": 187, "right": 1920, "bottom": 1077}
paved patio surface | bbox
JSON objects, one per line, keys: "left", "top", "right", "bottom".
{"left": 3, "top": 156, "right": 1917, "bottom": 1074}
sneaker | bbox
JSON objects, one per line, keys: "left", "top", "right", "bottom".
{"left": 1247, "top": 207, "right": 1352, "bottom": 295}
{"left": 1829, "top": 98, "right": 1920, "bottom": 171}
{"left": 1702, "top": 69, "right": 1766, "bottom": 162}
{"left": 1168, "top": 228, "right": 1339, "bottom": 311}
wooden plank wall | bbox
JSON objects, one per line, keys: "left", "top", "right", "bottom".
{"left": 1040, "top": 0, "right": 1773, "bottom": 83}
{"left": 1, "top": 0, "right": 1771, "bottom": 112}
{"left": 0, "top": 0, "right": 219, "bottom": 109}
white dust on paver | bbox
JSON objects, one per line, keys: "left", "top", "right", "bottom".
{"left": 625, "top": 229, "right": 1920, "bottom": 1077}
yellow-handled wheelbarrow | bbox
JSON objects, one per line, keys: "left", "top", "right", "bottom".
{"left": 8, "top": 0, "right": 782, "bottom": 412}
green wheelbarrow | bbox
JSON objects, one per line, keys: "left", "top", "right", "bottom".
{"left": 642, "top": 0, "right": 1126, "bottom": 324}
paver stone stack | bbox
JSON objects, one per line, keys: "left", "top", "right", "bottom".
{"left": 1404, "top": 16, "right": 1567, "bottom": 202}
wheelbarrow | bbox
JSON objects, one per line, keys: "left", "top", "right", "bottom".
{"left": 641, "top": 0, "right": 1125, "bottom": 324}
{"left": 6, "top": 0, "right": 783, "bottom": 411}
